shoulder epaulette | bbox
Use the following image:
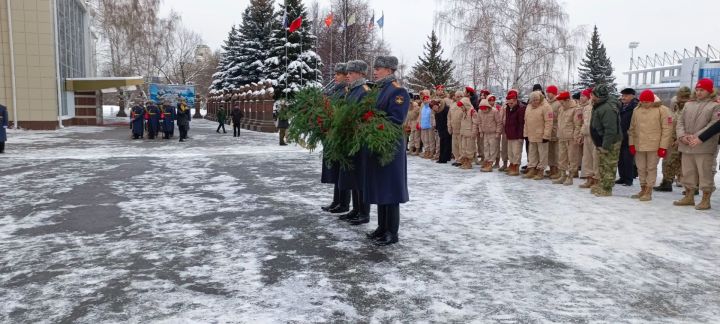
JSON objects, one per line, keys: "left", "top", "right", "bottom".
{"left": 392, "top": 81, "right": 401, "bottom": 89}
{"left": 362, "top": 85, "right": 370, "bottom": 92}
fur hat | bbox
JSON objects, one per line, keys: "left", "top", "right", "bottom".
{"left": 373, "top": 56, "right": 398, "bottom": 70}
{"left": 593, "top": 84, "right": 611, "bottom": 100}
{"left": 532, "top": 84, "right": 544, "bottom": 92}
{"left": 676, "top": 86, "right": 692, "bottom": 99}
{"left": 334, "top": 63, "right": 348, "bottom": 74}
{"left": 346, "top": 60, "right": 368, "bottom": 74}
{"left": 620, "top": 88, "right": 636, "bottom": 95}
{"left": 695, "top": 78, "right": 715, "bottom": 93}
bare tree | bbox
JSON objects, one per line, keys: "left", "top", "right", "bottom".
{"left": 90, "top": 0, "right": 179, "bottom": 77}
{"left": 437, "top": 0, "right": 584, "bottom": 93}
{"left": 155, "top": 27, "right": 208, "bottom": 85}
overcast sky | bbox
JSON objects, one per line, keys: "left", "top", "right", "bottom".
{"left": 161, "top": 0, "right": 719, "bottom": 87}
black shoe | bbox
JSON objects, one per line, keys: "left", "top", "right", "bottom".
{"left": 321, "top": 202, "right": 338, "bottom": 212}
{"left": 280, "top": 143, "right": 288, "bottom": 146}
{"left": 349, "top": 214, "right": 370, "bottom": 225}
{"left": 653, "top": 180, "right": 673, "bottom": 192}
{"left": 622, "top": 181, "right": 633, "bottom": 186}
{"left": 365, "top": 228, "right": 384, "bottom": 240}
{"left": 328, "top": 205, "right": 349, "bottom": 214}
{"left": 338, "top": 209, "right": 358, "bottom": 221}
{"left": 614, "top": 179, "right": 625, "bottom": 185}
{"left": 179, "top": 139, "right": 185, "bottom": 142}
{"left": 436, "top": 160, "right": 448, "bottom": 164}
{"left": 374, "top": 233, "right": 398, "bottom": 246}
{"left": 452, "top": 162, "right": 461, "bottom": 166}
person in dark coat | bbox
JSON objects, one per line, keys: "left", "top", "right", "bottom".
{"left": 130, "top": 102, "right": 145, "bottom": 139}
{"left": 338, "top": 60, "right": 372, "bottom": 225}
{"left": 364, "top": 56, "right": 410, "bottom": 246}
{"left": 216, "top": 104, "right": 227, "bottom": 134}
{"left": 161, "top": 101, "right": 176, "bottom": 139}
{"left": 433, "top": 99, "right": 451, "bottom": 163}
{"left": 617, "top": 88, "right": 639, "bottom": 186}
{"left": 176, "top": 99, "right": 192, "bottom": 142}
{"left": 0, "top": 104, "right": 8, "bottom": 153}
{"left": 146, "top": 101, "right": 161, "bottom": 140}
{"left": 321, "top": 63, "right": 351, "bottom": 213}
{"left": 231, "top": 104, "right": 244, "bottom": 137}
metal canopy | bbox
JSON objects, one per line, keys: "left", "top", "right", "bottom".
{"left": 64, "top": 77, "right": 145, "bottom": 91}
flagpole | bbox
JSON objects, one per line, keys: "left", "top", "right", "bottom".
{"left": 300, "top": 28, "right": 303, "bottom": 87}
{"left": 284, "top": 3, "right": 289, "bottom": 101}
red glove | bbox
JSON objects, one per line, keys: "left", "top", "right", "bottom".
{"left": 416, "top": 122, "right": 421, "bottom": 131}
{"left": 657, "top": 148, "right": 667, "bottom": 158}
{"left": 629, "top": 145, "right": 636, "bottom": 156}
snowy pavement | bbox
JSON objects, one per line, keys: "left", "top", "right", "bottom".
{"left": 1, "top": 120, "right": 719, "bottom": 323}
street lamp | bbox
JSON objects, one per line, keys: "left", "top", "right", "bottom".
{"left": 565, "top": 46, "right": 574, "bottom": 90}
{"left": 629, "top": 42, "right": 639, "bottom": 70}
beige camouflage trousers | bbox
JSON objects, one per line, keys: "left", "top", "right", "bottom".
{"left": 559, "top": 139, "right": 580, "bottom": 172}
{"left": 451, "top": 133, "right": 461, "bottom": 160}
{"left": 681, "top": 153, "right": 717, "bottom": 192}
{"left": 581, "top": 136, "right": 598, "bottom": 178}
{"left": 635, "top": 151, "right": 660, "bottom": 188}
{"left": 528, "top": 142, "right": 549, "bottom": 169}
{"left": 482, "top": 135, "right": 499, "bottom": 162}
{"left": 548, "top": 140, "right": 559, "bottom": 167}
{"left": 421, "top": 129, "right": 436, "bottom": 154}
{"left": 476, "top": 133, "right": 484, "bottom": 159}
{"left": 461, "top": 135, "right": 477, "bottom": 160}
{"left": 507, "top": 139, "right": 524, "bottom": 165}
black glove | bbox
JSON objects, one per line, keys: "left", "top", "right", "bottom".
{"left": 542, "top": 139, "right": 549, "bottom": 143}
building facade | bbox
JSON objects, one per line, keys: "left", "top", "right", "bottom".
{"left": 0, "top": 0, "right": 97, "bottom": 129}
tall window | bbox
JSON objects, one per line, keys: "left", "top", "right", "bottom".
{"left": 57, "top": 0, "right": 87, "bottom": 115}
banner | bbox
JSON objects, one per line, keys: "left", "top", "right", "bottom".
{"left": 148, "top": 84, "right": 196, "bottom": 108}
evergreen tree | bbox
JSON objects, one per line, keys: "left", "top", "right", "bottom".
{"left": 211, "top": 25, "right": 242, "bottom": 90}
{"left": 578, "top": 25, "right": 616, "bottom": 92}
{"left": 232, "top": 0, "right": 276, "bottom": 86}
{"left": 264, "top": 0, "right": 323, "bottom": 100}
{"left": 405, "top": 31, "right": 458, "bottom": 92}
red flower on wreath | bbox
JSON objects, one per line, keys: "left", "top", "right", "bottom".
{"left": 317, "top": 116, "right": 323, "bottom": 127}
{"left": 362, "top": 111, "right": 374, "bottom": 122}
{"left": 378, "top": 124, "right": 385, "bottom": 130}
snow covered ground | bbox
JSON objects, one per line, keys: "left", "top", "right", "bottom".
{"left": 0, "top": 120, "right": 719, "bottom": 323}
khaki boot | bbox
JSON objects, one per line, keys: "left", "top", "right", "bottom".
{"left": 578, "top": 177, "right": 593, "bottom": 189}
{"left": 523, "top": 167, "right": 537, "bottom": 179}
{"left": 462, "top": 158, "right": 473, "bottom": 170}
{"left": 673, "top": 189, "right": 696, "bottom": 206}
{"left": 695, "top": 191, "right": 712, "bottom": 210}
{"left": 631, "top": 185, "right": 646, "bottom": 199}
{"left": 549, "top": 166, "right": 561, "bottom": 179}
{"left": 552, "top": 171, "right": 567, "bottom": 184}
{"left": 481, "top": 161, "right": 493, "bottom": 172}
{"left": 639, "top": 187, "right": 652, "bottom": 201}
{"left": 508, "top": 164, "right": 519, "bottom": 176}
{"left": 533, "top": 168, "right": 545, "bottom": 180}
{"left": 563, "top": 173, "right": 574, "bottom": 186}
{"left": 499, "top": 161, "right": 509, "bottom": 172}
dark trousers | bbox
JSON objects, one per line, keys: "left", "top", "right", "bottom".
{"left": 279, "top": 128, "right": 287, "bottom": 145}
{"left": 217, "top": 122, "right": 226, "bottom": 133}
{"left": 0, "top": 141, "right": 5, "bottom": 153}
{"left": 332, "top": 184, "right": 350, "bottom": 207}
{"left": 618, "top": 142, "right": 637, "bottom": 183}
{"left": 378, "top": 204, "right": 400, "bottom": 236}
{"left": 233, "top": 124, "right": 241, "bottom": 137}
{"left": 438, "top": 134, "right": 452, "bottom": 162}
{"left": 351, "top": 190, "right": 370, "bottom": 216}
{"left": 179, "top": 125, "right": 189, "bottom": 140}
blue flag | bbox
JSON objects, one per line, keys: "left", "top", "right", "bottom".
{"left": 377, "top": 12, "right": 384, "bottom": 29}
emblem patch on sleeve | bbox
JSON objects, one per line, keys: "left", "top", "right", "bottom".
{"left": 395, "top": 96, "right": 405, "bottom": 105}
{"left": 548, "top": 112, "right": 554, "bottom": 119}
{"left": 667, "top": 117, "right": 673, "bottom": 125}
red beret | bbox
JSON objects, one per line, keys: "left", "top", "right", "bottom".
{"left": 480, "top": 89, "right": 491, "bottom": 96}
{"left": 639, "top": 89, "right": 655, "bottom": 103}
{"left": 506, "top": 90, "right": 518, "bottom": 100}
{"left": 465, "top": 86, "right": 476, "bottom": 94}
{"left": 581, "top": 88, "right": 593, "bottom": 98}
{"left": 488, "top": 95, "right": 496, "bottom": 101}
{"left": 696, "top": 78, "right": 715, "bottom": 93}
{"left": 546, "top": 85, "right": 558, "bottom": 95}
{"left": 435, "top": 85, "right": 445, "bottom": 91}
{"left": 556, "top": 91, "right": 570, "bottom": 101}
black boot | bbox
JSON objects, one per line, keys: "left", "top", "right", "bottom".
{"left": 348, "top": 191, "right": 369, "bottom": 224}
{"left": 653, "top": 179, "right": 673, "bottom": 192}
{"left": 338, "top": 209, "right": 358, "bottom": 221}
{"left": 330, "top": 189, "right": 353, "bottom": 213}
{"left": 375, "top": 204, "right": 399, "bottom": 246}
{"left": 366, "top": 205, "right": 386, "bottom": 239}
{"left": 322, "top": 186, "right": 341, "bottom": 212}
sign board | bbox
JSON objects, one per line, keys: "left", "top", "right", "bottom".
{"left": 148, "top": 83, "right": 196, "bottom": 108}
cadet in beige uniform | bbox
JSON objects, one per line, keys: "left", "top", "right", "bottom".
{"left": 523, "top": 91, "right": 554, "bottom": 180}
{"left": 674, "top": 78, "right": 720, "bottom": 210}
{"left": 405, "top": 101, "right": 421, "bottom": 155}
{"left": 553, "top": 91, "right": 583, "bottom": 185}
{"left": 476, "top": 99, "right": 503, "bottom": 172}
{"left": 628, "top": 90, "right": 672, "bottom": 201}
{"left": 458, "top": 97, "right": 478, "bottom": 169}
{"left": 546, "top": 85, "right": 562, "bottom": 179}
{"left": 489, "top": 95, "right": 509, "bottom": 171}
{"left": 578, "top": 88, "right": 598, "bottom": 189}
{"left": 448, "top": 91, "right": 465, "bottom": 166}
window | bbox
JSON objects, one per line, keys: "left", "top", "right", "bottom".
{"left": 56, "top": 0, "right": 87, "bottom": 116}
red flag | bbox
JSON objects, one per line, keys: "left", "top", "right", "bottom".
{"left": 324, "top": 13, "right": 333, "bottom": 27}
{"left": 289, "top": 16, "right": 303, "bottom": 33}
